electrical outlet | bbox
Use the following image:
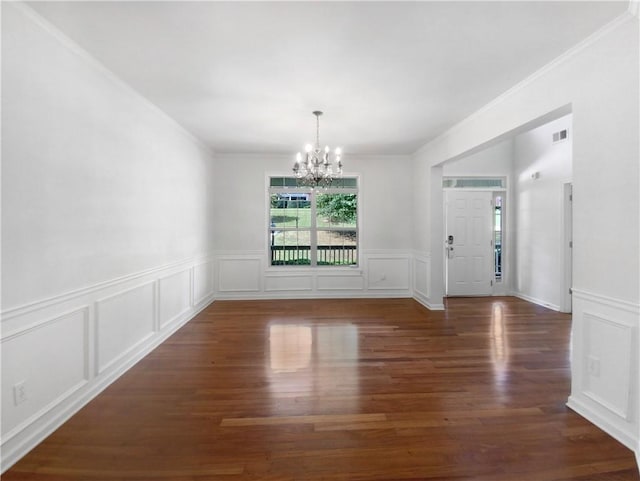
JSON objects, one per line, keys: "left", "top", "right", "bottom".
{"left": 588, "top": 356, "right": 600, "bottom": 377}
{"left": 13, "top": 381, "right": 27, "bottom": 406}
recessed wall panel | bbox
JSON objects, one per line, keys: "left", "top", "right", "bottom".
{"left": 1, "top": 308, "right": 89, "bottom": 437}
{"left": 158, "top": 270, "right": 191, "bottom": 329}
{"left": 218, "top": 258, "right": 261, "bottom": 292}
{"left": 317, "top": 274, "right": 364, "bottom": 291}
{"left": 265, "top": 275, "right": 313, "bottom": 292}
{"left": 414, "top": 256, "right": 428, "bottom": 299}
{"left": 193, "top": 261, "right": 214, "bottom": 304}
{"left": 96, "top": 283, "right": 155, "bottom": 374}
{"left": 584, "top": 312, "right": 633, "bottom": 419}
{"left": 368, "top": 257, "right": 410, "bottom": 290}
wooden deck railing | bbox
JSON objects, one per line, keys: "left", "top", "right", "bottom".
{"left": 271, "top": 245, "right": 357, "bottom": 265}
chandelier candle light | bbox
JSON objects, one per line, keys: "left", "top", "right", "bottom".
{"left": 293, "top": 111, "right": 343, "bottom": 188}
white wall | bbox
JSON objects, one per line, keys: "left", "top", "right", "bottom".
{"left": 2, "top": 5, "right": 215, "bottom": 309}
{"left": 213, "top": 154, "right": 414, "bottom": 298}
{"left": 442, "top": 139, "right": 513, "bottom": 177}
{"left": 512, "top": 115, "right": 572, "bottom": 310}
{"left": 1, "top": 4, "right": 216, "bottom": 470}
{"left": 411, "top": 10, "right": 639, "bottom": 458}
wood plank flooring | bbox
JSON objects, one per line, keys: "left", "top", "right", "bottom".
{"left": 4, "top": 297, "right": 639, "bottom": 480}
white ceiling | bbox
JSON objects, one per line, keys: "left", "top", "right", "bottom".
{"left": 28, "top": 1, "right": 628, "bottom": 155}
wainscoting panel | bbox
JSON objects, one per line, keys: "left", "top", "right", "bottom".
{"left": 1, "top": 307, "right": 89, "bottom": 439}
{"left": 193, "top": 260, "right": 214, "bottom": 306}
{"left": 95, "top": 282, "right": 156, "bottom": 375}
{"left": 265, "top": 273, "right": 314, "bottom": 292}
{"left": 317, "top": 272, "right": 365, "bottom": 291}
{"left": 567, "top": 289, "right": 639, "bottom": 453}
{"left": 158, "top": 269, "right": 191, "bottom": 329}
{"left": 367, "top": 255, "right": 410, "bottom": 290}
{"left": 0, "top": 255, "right": 214, "bottom": 472}
{"left": 583, "top": 313, "right": 633, "bottom": 419}
{"left": 412, "top": 251, "right": 434, "bottom": 309}
{"left": 413, "top": 254, "right": 429, "bottom": 299}
{"left": 217, "top": 257, "right": 262, "bottom": 293}
{"left": 215, "top": 250, "right": 416, "bottom": 299}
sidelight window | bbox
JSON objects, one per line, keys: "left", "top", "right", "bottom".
{"left": 494, "top": 195, "right": 503, "bottom": 281}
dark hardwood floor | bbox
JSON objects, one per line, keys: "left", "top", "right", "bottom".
{"left": 3, "top": 297, "right": 638, "bottom": 480}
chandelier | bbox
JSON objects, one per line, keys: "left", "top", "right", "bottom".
{"left": 293, "top": 111, "right": 343, "bottom": 188}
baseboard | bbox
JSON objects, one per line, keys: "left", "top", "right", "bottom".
{"left": 413, "top": 293, "right": 445, "bottom": 311}
{"left": 567, "top": 395, "right": 638, "bottom": 453}
{"left": 512, "top": 291, "right": 560, "bottom": 311}
{"left": 215, "top": 291, "right": 413, "bottom": 301}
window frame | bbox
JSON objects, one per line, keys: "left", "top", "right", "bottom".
{"left": 267, "top": 176, "right": 360, "bottom": 269}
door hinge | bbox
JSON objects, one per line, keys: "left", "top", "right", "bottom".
{"left": 569, "top": 194, "right": 573, "bottom": 201}
{"left": 569, "top": 288, "right": 573, "bottom": 294}
{"left": 569, "top": 241, "right": 573, "bottom": 248}
{"left": 490, "top": 280, "right": 493, "bottom": 287}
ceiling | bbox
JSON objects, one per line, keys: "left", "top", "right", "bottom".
{"left": 27, "top": 1, "right": 628, "bottom": 155}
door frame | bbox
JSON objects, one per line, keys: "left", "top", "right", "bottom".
{"left": 443, "top": 185, "right": 507, "bottom": 297}
{"left": 560, "top": 182, "right": 573, "bottom": 313}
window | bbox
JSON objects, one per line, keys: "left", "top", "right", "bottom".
{"left": 442, "top": 177, "right": 506, "bottom": 189}
{"left": 269, "top": 177, "right": 358, "bottom": 267}
{"left": 494, "top": 195, "right": 503, "bottom": 281}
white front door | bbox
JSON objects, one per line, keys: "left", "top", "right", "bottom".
{"left": 445, "top": 190, "right": 493, "bottom": 296}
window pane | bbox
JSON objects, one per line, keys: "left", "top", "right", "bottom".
{"left": 342, "top": 178, "right": 358, "bottom": 188}
{"left": 442, "top": 177, "right": 505, "bottom": 189}
{"left": 270, "top": 230, "right": 311, "bottom": 265}
{"left": 270, "top": 177, "right": 284, "bottom": 187}
{"left": 317, "top": 230, "right": 357, "bottom": 266}
{"left": 316, "top": 193, "right": 357, "bottom": 228}
{"left": 330, "top": 177, "right": 358, "bottom": 189}
{"left": 494, "top": 196, "right": 502, "bottom": 280}
{"left": 270, "top": 194, "right": 311, "bottom": 228}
